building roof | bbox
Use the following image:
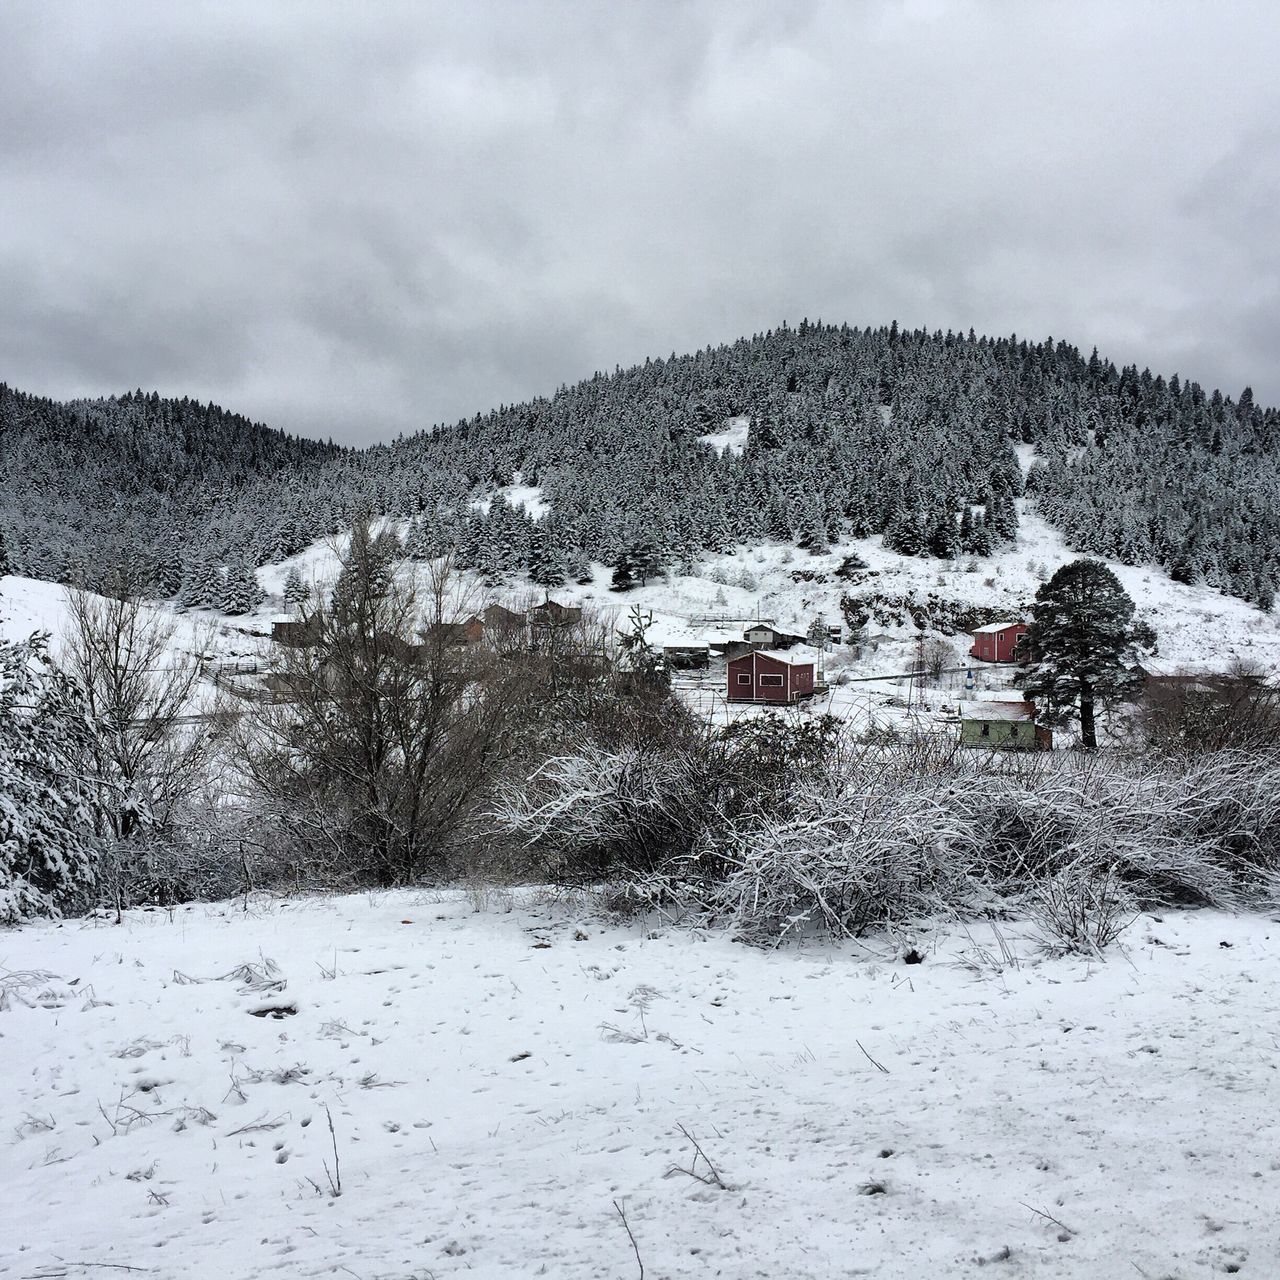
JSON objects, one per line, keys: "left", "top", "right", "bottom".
{"left": 962, "top": 699, "right": 1035, "bottom": 722}
{"left": 730, "top": 648, "right": 815, "bottom": 667}
{"left": 972, "top": 621, "right": 1026, "bottom": 635}
{"left": 744, "top": 624, "right": 806, "bottom": 640}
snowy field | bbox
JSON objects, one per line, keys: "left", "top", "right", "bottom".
{"left": 2, "top": 892, "right": 1277, "bottom": 1279}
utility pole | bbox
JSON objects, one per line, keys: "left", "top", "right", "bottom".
{"left": 911, "top": 632, "right": 926, "bottom": 711}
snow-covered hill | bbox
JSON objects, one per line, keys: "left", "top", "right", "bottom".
{"left": 8, "top": 491, "right": 1279, "bottom": 738}
{"left": 1, "top": 892, "right": 1272, "bottom": 1278}
{"left": 247, "top": 510, "right": 1280, "bottom": 671}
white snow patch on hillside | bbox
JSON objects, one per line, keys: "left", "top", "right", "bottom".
{"left": 0, "top": 575, "right": 235, "bottom": 662}
{"left": 0, "top": 574, "right": 267, "bottom": 714}
{"left": 0, "top": 574, "right": 74, "bottom": 641}
{"left": 254, "top": 516, "right": 416, "bottom": 603}
{"left": 499, "top": 482, "right": 548, "bottom": 518}
{"left": 0, "top": 892, "right": 1273, "bottom": 1278}
{"left": 1014, "top": 442, "right": 1038, "bottom": 475}
{"left": 470, "top": 476, "right": 548, "bottom": 519}
{"left": 698, "top": 415, "right": 749, "bottom": 456}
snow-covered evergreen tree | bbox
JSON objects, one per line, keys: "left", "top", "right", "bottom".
{"left": 610, "top": 550, "right": 636, "bottom": 593}
{"left": 220, "top": 561, "right": 264, "bottom": 615}
{"left": 567, "top": 547, "right": 594, "bottom": 585}
{"left": 1018, "top": 559, "right": 1149, "bottom": 750}
{"left": 283, "top": 565, "right": 309, "bottom": 611}
{"left": 0, "top": 634, "right": 99, "bottom": 920}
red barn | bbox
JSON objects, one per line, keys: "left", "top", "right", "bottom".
{"left": 726, "top": 650, "right": 815, "bottom": 704}
{"left": 969, "top": 622, "right": 1028, "bottom": 664}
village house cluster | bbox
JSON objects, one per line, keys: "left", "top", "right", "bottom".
{"left": 271, "top": 599, "right": 585, "bottom": 656}
{"left": 270, "top": 597, "right": 1051, "bottom": 747}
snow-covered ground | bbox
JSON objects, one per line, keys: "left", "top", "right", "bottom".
{"left": 0, "top": 576, "right": 222, "bottom": 655}
{"left": 6, "top": 490, "right": 1279, "bottom": 738}
{"left": 1, "top": 892, "right": 1275, "bottom": 1278}
{"left": 697, "top": 415, "right": 750, "bottom": 456}
{"left": 0, "top": 575, "right": 269, "bottom": 718}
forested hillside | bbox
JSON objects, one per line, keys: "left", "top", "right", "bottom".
{"left": 2, "top": 322, "right": 1277, "bottom": 608}
{"left": 0, "top": 385, "right": 342, "bottom": 605}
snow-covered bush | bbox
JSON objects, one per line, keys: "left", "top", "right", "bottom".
{"left": 675, "top": 789, "right": 988, "bottom": 943}
{"left": 491, "top": 714, "right": 844, "bottom": 884}
{"left": 491, "top": 739, "right": 722, "bottom": 880}
{"left": 612, "top": 739, "right": 1280, "bottom": 946}
{"left": 0, "top": 634, "right": 100, "bottom": 921}
{"left": 1027, "top": 861, "right": 1137, "bottom": 955}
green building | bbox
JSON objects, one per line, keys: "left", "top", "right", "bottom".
{"left": 959, "top": 699, "right": 1052, "bottom": 750}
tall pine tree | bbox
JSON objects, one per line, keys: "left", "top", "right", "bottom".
{"left": 1018, "top": 559, "right": 1148, "bottom": 750}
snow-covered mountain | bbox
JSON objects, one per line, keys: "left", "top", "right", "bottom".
{"left": 4, "top": 321, "right": 1278, "bottom": 612}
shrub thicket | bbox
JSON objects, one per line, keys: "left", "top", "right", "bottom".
{"left": 495, "top": 726, "right": 1280, "bottom": 951}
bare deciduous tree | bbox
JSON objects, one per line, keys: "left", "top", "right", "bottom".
{"left": 61, "top": 584, "right": 217, "bottom": 840}
{"left": 1138, "top": 660, "right": 1280, "bottom": 756}
{"left": 241, "top": 524, "right": 530, "bottom": 884}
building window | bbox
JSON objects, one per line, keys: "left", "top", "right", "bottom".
{"left": 736, "top": 673, "right": 752, "bottom": 685}
{"left": 759, "top": 673, "right": 784, "bottom": 687}
{"left": 1010, "top": 724, "right": 1019, "bottom": 738}
{"left": 980, "top": 723, "right": 990, "bottom": 737}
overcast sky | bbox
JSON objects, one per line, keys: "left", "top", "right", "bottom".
{"left": 2, "top": 2, "right": 1278, "bottom": 445}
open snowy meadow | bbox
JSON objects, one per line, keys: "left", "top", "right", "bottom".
{"left": 2, "top": 893, "right": 1276, "bottom": 1279}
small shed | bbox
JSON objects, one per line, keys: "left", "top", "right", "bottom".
{"left": 960, "top": 699, "right": 1052, "bottom": 750}
{"left": 272, "top": 616, "right": 320, "bottom": 648}
{"left": 727, "top": 650, "right": 815, "bottom": 704}
{"left": 530, "top": 600, "right": 583, "bottom": 627}
{"left": 483, "top": 603, "right": 526, "bottom": 629}
{"left": 969, "top": 621, "right": 1028, "bottom": 664}
{"left": 422, "top": 620, "right": 482, "bottom": 647}
{"left": 663, "top": 643, "right": 710, "bottom": 670}
{"left": 743, "top": 623, "right": 805, "bottom": 650}
{"left": 376, "top": 630, "right": 429, "bottom": 663}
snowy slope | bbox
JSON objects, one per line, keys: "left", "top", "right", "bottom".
{"left": 0, "top": 576, "right": 267, "bottom": 718}
{"left": 697, "top": 415, "right": 750, "bottom": 456}
{"left": 8, "top": 485, "right": 1279, "bottom": 738}
{"left": 0, "top": 575, "right": 245, "bottom": 661}
{"left": 243, "top": 505, "right": 1280, "bottom": 674}
{"left": 1, "top": 892, "right": 1274, "bottom": 1278}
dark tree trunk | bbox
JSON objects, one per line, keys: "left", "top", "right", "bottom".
{"left": 1079, "top": 681, "right": 1097, "bottom": 750}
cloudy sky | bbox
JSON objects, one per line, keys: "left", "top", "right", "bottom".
{"left": 3, "top": 2, "right": 1278, "bottom": 445}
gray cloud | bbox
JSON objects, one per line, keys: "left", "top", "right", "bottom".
{"left": 2, "top": 1, "right": 1278, "bottom": 443}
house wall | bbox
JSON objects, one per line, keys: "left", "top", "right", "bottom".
{"left": 961, "top": 718, "right": 1040, "bottom": 749}
{"left": 788, "top": 663, "right": 814, "bottom": 698}
{"left": 969, "top": 624, "right": 1027, "bottom": 663}
{"left": 727, "top": 653, "right": 814, "bottom": 703}
{"left": 272, "top": 618, "right": 319, "bottom": 647}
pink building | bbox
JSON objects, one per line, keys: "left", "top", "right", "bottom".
{"left": 969, "top": 622, "right": 1028, "bottom": 664}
